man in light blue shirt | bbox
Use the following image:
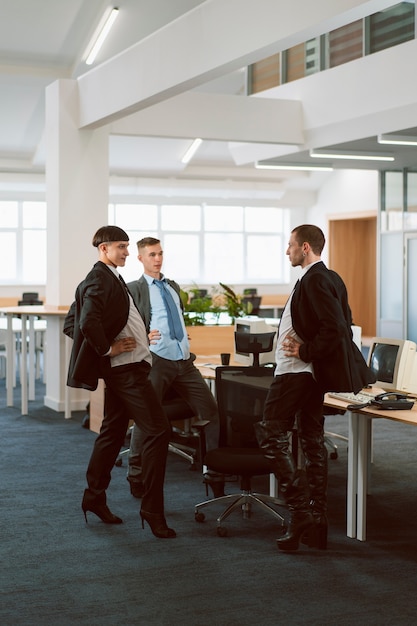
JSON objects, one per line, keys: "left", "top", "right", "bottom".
{"left": 127, "top": 237, "right": 222, "bottom": 498}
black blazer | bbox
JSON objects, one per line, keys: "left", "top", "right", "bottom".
{"left": 291, "top": 262, "right": 374, "bottom": 394}
{"left": 63, "top": 261, "right": 130, "bottom": 391}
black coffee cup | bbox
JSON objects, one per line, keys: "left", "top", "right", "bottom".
{"left": 220, "top": 353, "right": 231, "bottom": 365}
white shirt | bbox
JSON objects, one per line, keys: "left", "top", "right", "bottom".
{"left": 274, "top": 262, "right": 321, "bottom": 377}
{"left": 108, "top": 267, "right": 152, "bottom": 367}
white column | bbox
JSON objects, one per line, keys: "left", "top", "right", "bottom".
{"left": 44, "top": 79, "right": 109, "bottom": 412}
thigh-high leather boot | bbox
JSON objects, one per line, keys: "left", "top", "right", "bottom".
{"left": 255, "top": 421, "right": 313, "bottom": 551}
{"left": 299, "top": 430, "right": 328, "bottom": 549}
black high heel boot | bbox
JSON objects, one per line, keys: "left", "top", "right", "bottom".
{"left": 306, "top": 514, "right": 328, "bottom": 550}
{"left": 81, "top": 492, "right": 123, "bottom": 524}
{"left": 140, "top": 510, "right": 176, "bottom": 538}
{"left": 276, "top": 511, "right": 314, "bottom": 551}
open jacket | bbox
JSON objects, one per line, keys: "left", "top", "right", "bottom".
{"left": 291, "top": 261, "right": 374, "bottom": 394}
{"left": 63, "top": 261, "right": 130, "bottom": 391}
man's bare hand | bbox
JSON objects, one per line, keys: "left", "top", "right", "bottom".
{"left": 282, "top": 334, "right": 301, "bottom": 358}
{"left": 148, "top": 329, "right": 161, "bottom": 345}
{"left": 110, "top": 336, "right": 136, "bottom": 356}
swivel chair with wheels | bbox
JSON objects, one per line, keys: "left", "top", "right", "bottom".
{"left": 195, "top": 364, "right": 285, "bottom": 537}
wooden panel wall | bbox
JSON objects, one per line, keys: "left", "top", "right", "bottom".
{"left": 328, "top": 216, "right": 377, "bottom": 338}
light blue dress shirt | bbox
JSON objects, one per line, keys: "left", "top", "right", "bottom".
{"left": 144, "top": 273, "right": 190, "bottom": 361}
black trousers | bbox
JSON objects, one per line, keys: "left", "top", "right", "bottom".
{"left": 128, "top": 353, "right": 219, "bottom": 481}
{"left": 85, "top": 362, "right": 171, "bottom": 514}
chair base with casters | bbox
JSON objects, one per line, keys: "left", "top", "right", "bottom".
{"left": 195, "top": 464, "right": 285, "bottom": 537}
{"left": 195, "top": 365, "right": 287, "bottom": 537}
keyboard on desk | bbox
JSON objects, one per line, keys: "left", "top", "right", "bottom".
{"left": 327, "top": 390, "right": 379, "bottom": 405}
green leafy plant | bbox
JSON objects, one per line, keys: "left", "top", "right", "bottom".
{"left": 180, "top": 283, "right": 252, "bottom": 325}
{"left": 219, "top": 282, "right": 252, "bottom": 321}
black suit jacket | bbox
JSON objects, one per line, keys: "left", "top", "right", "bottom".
{"left": 291, "top": 262, "right": 374, "bottom": 394}
{"left": 63, "top": 261, "right": 130, "bottom": 391}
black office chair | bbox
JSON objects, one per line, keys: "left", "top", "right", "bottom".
{"left": 242, "top": 295, "right": 262, "bottom": 315}
{"left": 18, "top": 291, "right": 43, "bottom": 305}
{"left": 234, "top": 330, "right": 276, "bottom": 366}
{"left": 190, "top": 289, "right": 208, "bottom": 300}
{"left": 18, "top": 292, "right": 43, "bottom": 305}
{"left": 195, "top": 365, "right": 285, "bottom": 536}
{"left": 243, "top": 288, "right": 257, "bottom": 296}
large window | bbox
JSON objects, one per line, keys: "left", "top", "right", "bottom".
{"left": 1, "top": 200, "right": 290, "bottom": 288}
{"left": 0, "top": 201, "right": 46, "bottom": 284}
{"left": 109, "top": 202, "right": 290, "bottom": 287}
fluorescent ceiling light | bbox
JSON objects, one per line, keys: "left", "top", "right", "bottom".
{"left": 85, "top": 8, "right": 119, "bottom": 65}
{"left": 181, "top": 138, "right": 203, "bottom": 164}
{"left": 378, "top": 134, "right": 417, "bottom": 146}
{"left": 255, "top": 162, "right": 333, "bottom": 172}
{"left": 310, "top": 149, "right": 394, "bottom": 162}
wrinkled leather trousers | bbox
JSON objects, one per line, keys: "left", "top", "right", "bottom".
{"left": 255, "top": 372, "right": 327, "bottom": 516}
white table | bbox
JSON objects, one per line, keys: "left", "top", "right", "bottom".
{"left": 324, "top": 392, "right": 417, "bottom": 541}
{"left": 0, "top": 306, "right": 70, "bottom": 416}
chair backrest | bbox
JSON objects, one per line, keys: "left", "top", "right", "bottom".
{"left": 234, "top": 330, "right": 276, "bottom": 366}
{"left": 190, "top": 289, "right": 208, "bottom": 300}
{"left": 215, "top": 365, "right": 274, "bottom": 448}
{"left": 18, "top": 292, "right": 43, "bottom": 305}
{"left": 242, "top": 295, "right": 262, "bottom": 315}
{"left": 243, "top": 288, "right": 258, "bottom": 296}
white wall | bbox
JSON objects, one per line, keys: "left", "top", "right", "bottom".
{"left": 307, "top": 169, "right": 379, "bottom": 264}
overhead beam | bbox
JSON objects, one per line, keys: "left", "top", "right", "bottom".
{"left": 110, "top": 93, "right": 304, "bottom": 145}
{"left": 78, "top": 0, "right": 393, "bottom": 129}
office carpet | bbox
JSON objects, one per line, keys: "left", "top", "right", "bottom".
{"left": 1, "top": 379, "right": 417, "bottom": 626}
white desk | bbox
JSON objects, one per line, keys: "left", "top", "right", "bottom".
{"left": 0, "top": 316, "right": 46, "bottom": 391}
{"left": 0, "top": 306, "right": 70, "bottom": 416}
{"left": 324, "top": 392, "right": 417, "bottom": 541}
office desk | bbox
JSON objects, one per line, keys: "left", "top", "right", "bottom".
{"left": 324, "top": 392, "right": 417, "bottom": 541}
{"left": 0, "top": 306, "right": 70, "bottom": 416}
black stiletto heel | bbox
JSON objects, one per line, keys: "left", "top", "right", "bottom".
{"left": 81, "top": 493, "right": 123, "bottom": 524}
{"left": 140, "top": 510, "right": 176, "bottom": 538}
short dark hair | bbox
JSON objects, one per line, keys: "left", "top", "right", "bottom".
{"left": 292, "top": 224, "right": 325, "bottom": 255}
{"left": 137, "top": 237, "right": 161, "bottom": 252}
{"left": 92, "top": 225, "right": 129, "bottom": 247}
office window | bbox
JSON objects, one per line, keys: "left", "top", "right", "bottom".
{"left": 248, "top": 53, "right": 280, "bottom": 94}
{"left": 109, "top": 202, "right": 290, "bottom": 286}
{"left": 0, "top": 232, "right": 17, "bottom": 280}
{"left": 368, "top": 2, "right": 415, "bottom": 54}
{"left": 0, "top": 200, "right": 46, "bottom": 284}
{"left": 326, "top": 20, "right": 363, "bottom": 68}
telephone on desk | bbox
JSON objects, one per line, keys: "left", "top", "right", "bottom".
{"left": 348, "top": 392, "right": 415, "bottom": 411}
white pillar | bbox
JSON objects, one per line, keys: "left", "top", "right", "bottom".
{"left": 44, "top": 79, "right": 109, "bottom": 412}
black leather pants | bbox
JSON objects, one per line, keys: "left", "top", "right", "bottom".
{"left": 256, "top": 373, "right": 327, "bottom": 515}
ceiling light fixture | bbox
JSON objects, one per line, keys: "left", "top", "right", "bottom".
{"left": 310, "top": 149, "right": 394, "bottom": 162}
{"left": 378, "top": 133, "right": 417, "bottom": 146}
{"left": 255, "top": 162, "right": 333, "bottom": 172}
{"left": 85, "top": 7, "right": 119, "bottom": 65}
{"left": 181, "top": 138, "right": 203, "bottom": 164}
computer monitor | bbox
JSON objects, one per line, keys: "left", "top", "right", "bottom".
{"left": 367, "top": 337, "right": 417, "bottom": 394}
{"left": 234, "top": 317, "right": 278, "bottom": 366}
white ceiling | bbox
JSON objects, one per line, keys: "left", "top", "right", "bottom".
{"left": 1, "top": 0, "right": 417, "bottom": 205}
